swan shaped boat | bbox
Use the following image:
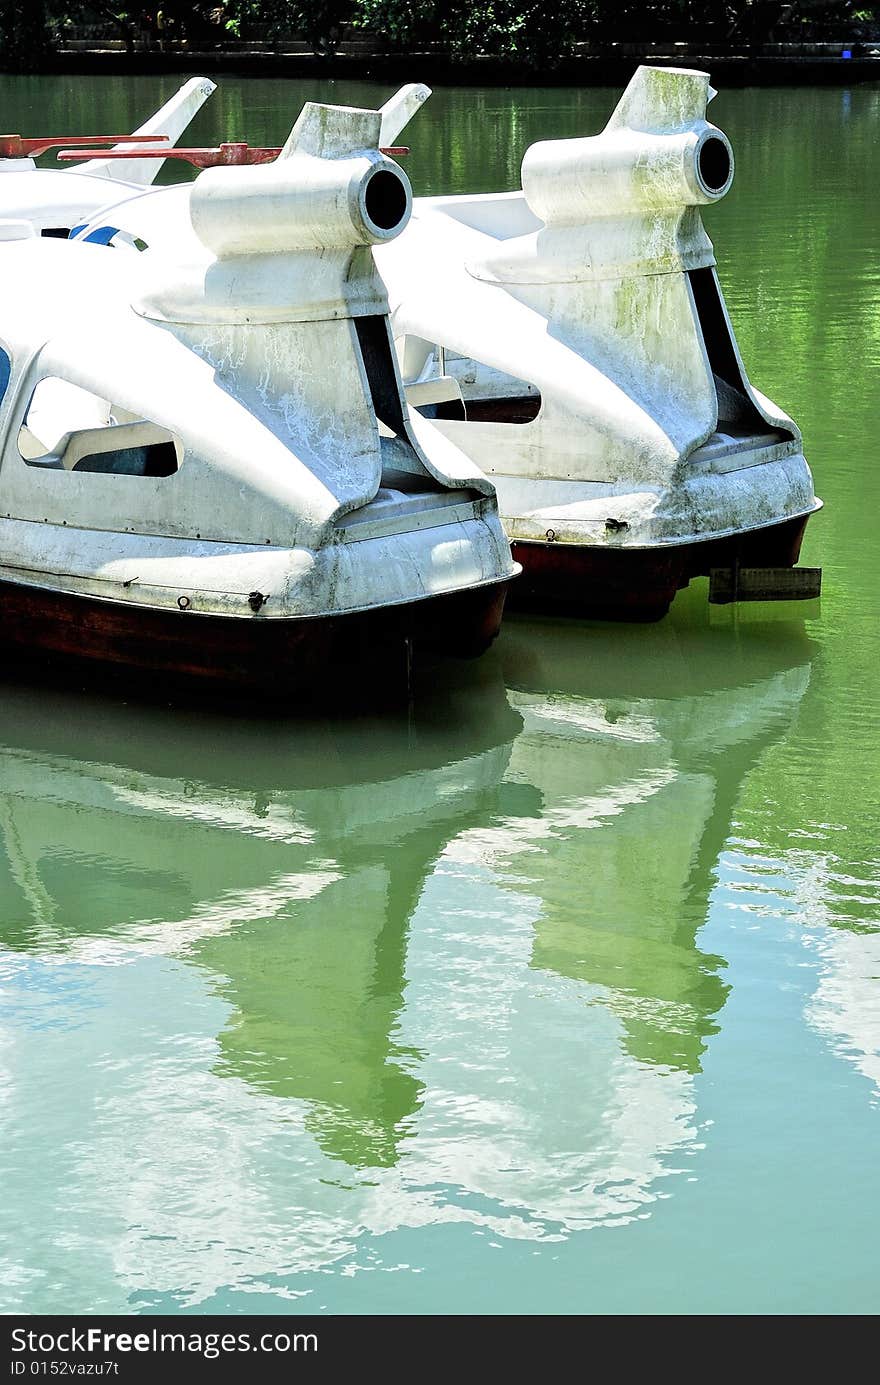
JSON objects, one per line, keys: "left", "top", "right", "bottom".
{"left": 1, "top": 77, "right": 216, "bottom": 238}
{"left": 377, "top": 65, "right": 821, "bottom": 619}
{"left": 65, "top": 69, "right": 821, "bottom": 623}
{"left": 0, "top": 100, "right": 516, "bottom": 695}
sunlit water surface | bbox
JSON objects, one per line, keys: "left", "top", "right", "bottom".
{"left": 0, "top": 73, "right": 878, "bottom": 1315}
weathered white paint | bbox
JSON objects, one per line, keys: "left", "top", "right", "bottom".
{"left": 64, "top": 70, "right": 818, "bottom": 569}
{"left": 372, "top": 65, "right": 820, "bottom": 554}
{"left": 73, "top": 78, "right": 218, "bottom": 186}
{"left": 0, "top": 78, "right": 216, "bottom": 234}
{"left": 140, "top": 103, "right": 415, "bottom": 326}
{"left": 378, "top": 83, "right": 432, "bottom": 145}
{"left": 0, "top": 220, "right": 34, "bottom": 242}
{"left": 70, "top": 182, "right": 203, "bottom": 256}
{"left": 0, "top": 100, "right": 516, "bottom": 626}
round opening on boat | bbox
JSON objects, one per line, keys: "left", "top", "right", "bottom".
{"left": 697, "top": 135, "right": 733, "bottom": 195}
{"left": 363, "top": 169, "right": 409, "bottom": 232}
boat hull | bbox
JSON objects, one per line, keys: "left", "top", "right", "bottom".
{"left": 0, "top": 577, "right": 511, "bottom": 700}
{"left": 509, "top": 513, "right": 812, "bottom": 621}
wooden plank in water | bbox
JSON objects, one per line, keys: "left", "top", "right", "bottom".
{"left": 709, "top": 566, "right": 822, "bottom": 604}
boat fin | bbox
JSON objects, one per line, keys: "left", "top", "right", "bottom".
{"left": 379, "top": 84, "right": 432, "bottom": 145}
{"left": 604, "top": 64, "right": 713, "bottom": 134}
{"left": 278, "top": 87, "right": 430, "bottom": 163}
{"left": 143, "top": 101, "right": 412, "bottom": 320}
{"left": 278, "top": 102, "right": 384, "bottom": 161}
{"left": 75, "top": 77, "right": 217, "bottom": 185}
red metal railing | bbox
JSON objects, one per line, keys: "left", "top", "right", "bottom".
{"left": 56, "top": 143, "right": 409, "bottom": 169}
{"left": 0, "top": 133, "right": 170, "bottom": 159}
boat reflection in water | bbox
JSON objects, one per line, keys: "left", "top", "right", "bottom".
{"left": 0, "top": 605, "right": 815, "bottom": 1308}
{"left": 393, "top": 604, "right": 815, "bottom": 1234}
{"left": 498, "top": 608, "right": 817, "bottom": 1074}
{"left": 0, "top": 658, "right": 520, "bottom": 1162}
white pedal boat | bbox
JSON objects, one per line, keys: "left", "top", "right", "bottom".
{"left": 376, "top": 65, "right": 822, "bottom": 619}
{"left": 65, "top": 69, "right": 820, "bottom": 622}
{"left": 0, "top": 76, "right": 216, "bottom": 237}
{"left": 0, "top": 99, "right": 516, "bottom": 695}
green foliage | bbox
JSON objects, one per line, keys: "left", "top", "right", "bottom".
{"left": 352, "top": 0, "right": 437, "bottom": 51}
{"left": 443, "top": 1, "right": 596, "bottom": 64}
{"left": 288, "top": 1, "right": 355, "bottom": 52}
{"left": 0, "top": 1, "right": 51, "bottom": 72}
{"left": 354, "top": 0, "right": 597, "bottom": 63}
{"left": 350, "top": 1, "right": 880, "bottom": 58}
{"left": 221, "top": 0, "right": 355, "bottom": 51}
{"left": 459, "top": 1, "right": 596, "bottom": 64}
{"left": 1, "top": 1, "right": 877, "bottom": 70}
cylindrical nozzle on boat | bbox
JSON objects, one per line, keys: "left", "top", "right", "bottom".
{"left": 190, "top": 150, "right": 412, "bottom": 260}
{"left": 140, "top": 103, "right": 414, "bottom": 325}
{"left": 522, "top": 123, "right": 734, "bottom": 224}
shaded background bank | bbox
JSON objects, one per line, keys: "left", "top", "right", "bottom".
{"left": 2, "top": 3, "right": 880, "bottom": 79}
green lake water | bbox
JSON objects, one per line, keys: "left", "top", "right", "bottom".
{"left": 0, "top": 73, "right": 878, "bottom": 1315}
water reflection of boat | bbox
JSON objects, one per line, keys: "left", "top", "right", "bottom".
{"left": 373, "top": 607, "right": 815, "bottom": 1236}
{"left": 807, "top": 924, "right": 880, "bottom": 1095}
{"left": 495, "top": 609, "right": 816, "bottom": 1073}
{"left": 0, "top": 659, "right": 521, "bottom": 1174}
{"left": 0, "top": 609, "right": 815, "bottom": 1306}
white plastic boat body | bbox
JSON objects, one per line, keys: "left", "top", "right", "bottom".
{"left": 0, "top": 77, "right": 216, "bottom": 236}
{"left": 373, "top": 65, "right": 822, "bottom": 618}
{"left": 67, "top": 68, "right": 820, "bottom": 621}
{"left": 0, "top": 100, "right": 516, "bottom": 695}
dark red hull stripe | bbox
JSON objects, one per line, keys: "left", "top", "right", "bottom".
{"left": 509, "top": 514, "right": 811, "bottom": 621}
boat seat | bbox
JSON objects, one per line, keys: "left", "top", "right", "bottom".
{"left": 20, "top": 419, "right": 179, "bottom": 476}
{"left": 24, "top": 454, "right": 65, "bottom": 470}
{"left": 21, "top": 379, "right": 113, "bottom": 457}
